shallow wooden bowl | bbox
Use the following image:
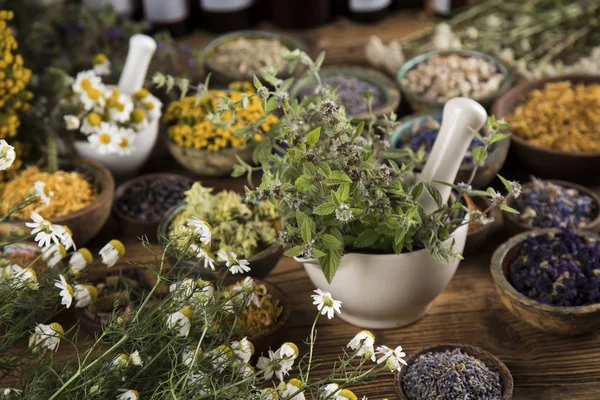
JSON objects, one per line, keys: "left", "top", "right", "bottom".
{"left": 491, "top": 74, "right": 600, "bottom": 182}
{"left": 491, "top": 228, "right": 600, "bottom": 335}
{"left": 158, "top": 203, "right": 284, "bottom": 280}
{"left": 395, "top": 343, "right": 513, "bottom": 400}
{"left": 503, "top": 179, "right": 600, "bottom": 236}
{"left": 113, "top": 173, "right": 194, "bottom": 240}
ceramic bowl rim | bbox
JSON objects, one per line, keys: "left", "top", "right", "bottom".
{"left": 503, "top": 179, "right": 600, "bottom": 232}
{"left": 41, "top": 157, "right": 114, "bottom": 224}
{"left": 157, "top": 203, "right": 284, "bottom": 266}
{"left": 113, "top": 173, "right": 196, "bottom": 226}
{"left": 396, "top": 49, "right": 513, "bottom": 107}
{"left": 289, "top": 65, "right": 401, "bottom": 119}
{"left": 394, "top": 343, "right": 513, "bottom": 400}
{"left": 202, "top": 30, "right": 308, "bottom": 78}
{"left": 491, "top": 228, "right": 600, "bottom": 314}
{"left": 491, "top": 73, "right": 600, "bottom": 158}
{"left": 164, "top": 134, "right": 257, "bottom": 155}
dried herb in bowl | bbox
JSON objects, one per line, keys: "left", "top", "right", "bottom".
{"left": 298, "top": 75, "right": 385, "bottom": 117}
{"left": 513, "top": 178, "right": 597, "bottom": 229}
{"left": 402, "top": 348, "right": 502, "bottom": 400}
{"left": 509, "top": 229, "right": 600, "bottom": 307}
{"left": 208, "top": 38, "right": 290, "bottom": 78}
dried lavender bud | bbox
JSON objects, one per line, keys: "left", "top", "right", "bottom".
{"left": 399, "top": 117, "right": 483, "bottom": 164}
{"left": 514, "top": 178, "right": 597, "bottom": 229}
{"left": 117, "top": 178, "right": 191, "bottom": 221}
{"left": 402, "top": 348, "right": 502, "bottom": 400}
{"left": 402, "top": 54, "right": 504, "bottom": 103}
{"left": 509, "top": 229, "right": 600, "bottom": 307}
{"left": 299, "top": 75, "right": 384, "bottom": 116}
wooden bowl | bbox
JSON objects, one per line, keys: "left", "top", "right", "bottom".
{"left": 113, "top": 173, "right": 194, "bottom": 240}
{"left": 395, "top": 344, "right": 513, "bottom": 400}
{"left": 397, "top": 49, "right": 512, "bottom": 113}
{"left": 491, "top": 228, "right": 600, "bottom": 335}
{"left": 202, "top": 30, "right": 309, "bottom": 86}
{"left": 157, "top": 203, "right": 284, "bottom": 280}
{"left": 491, "top": 74, "right": 600, "bottom": 182}
{"left": 391, "top": 112, "right": 510, "bottom": 189}
{"left": 165, "top": 136, "right": 255, "bottom": 178}
{"left": 465, "top": 196, "right": 503, "bottom": 256}
{"left": 3, "top": 158, "right": 114, "bottom": 246}
{"left": 289, "top": 65, "right": 400, "bottom": 120}
{"left": 503, "top": 179, "right": 600, "bottom": 236}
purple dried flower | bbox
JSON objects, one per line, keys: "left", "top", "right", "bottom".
{"left": 402, "top": 348, "right": 502, "bottom": 400}
{"left": 509, "top": 229, "right": 600, "bottom": 307}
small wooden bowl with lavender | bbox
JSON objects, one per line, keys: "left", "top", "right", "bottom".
{"left": 491, "top": 228, "right": 600, "bottom": 335}
{"left": 502, "top": 178, "right": 600, "bottom": 236}
{"left": 395, "top": 344, "right": 513, "bottom": 400}
{"left": 397, "top": 49, "right": 512, "bottom": 113}
{"left": 289, "top": 66, "right": 400, "bottom": 121}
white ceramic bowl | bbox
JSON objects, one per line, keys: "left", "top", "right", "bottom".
{"left": 296, "top": 224, "right": 468, "bottom": 329}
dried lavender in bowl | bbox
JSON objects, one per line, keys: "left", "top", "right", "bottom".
{"left": 402, "top": 348, "right": 502, "bottom": 400}
{"left": 509, "top": 229, "right": 600, "bottom": 307}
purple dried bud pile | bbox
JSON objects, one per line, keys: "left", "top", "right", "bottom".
{"left": 514, "top": 177, "right": 597, "bottom": 229}
{"left": 117, "top": 178, "right": 191, "bottom": 221}
{"left": 402, "top": 348, "right": 502, "bottom": 400}
{"left": 509, "top": 229, "right": 600, "bottom": 307}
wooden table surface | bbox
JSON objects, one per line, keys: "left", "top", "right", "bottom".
{"left": 88, "top": 10, "right": 600, "bottom": 400}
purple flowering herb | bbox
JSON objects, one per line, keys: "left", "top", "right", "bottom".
{"left": 400, "top": 117, "right": 483, "bottom": 164}
{"left": 299, "top": 75, "right": 384, "bottom": 116}
{"left": 509, "top": 229, "right": 600, "bottom": 307}
{"left": 403, "top": 348, "right": 502, "bottom": 400}
{"left": 108, "top": 26, "right": 122, "bottom": 39}
{"left": 514, "top": 177, "right": 597, "bottom": 229}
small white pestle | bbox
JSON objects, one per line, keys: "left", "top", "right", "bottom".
{"left": 418, "top": 97, "right": 488, "bottom": 214}
{"left": 117, "top": 34, "right": 157, "bottom": 95}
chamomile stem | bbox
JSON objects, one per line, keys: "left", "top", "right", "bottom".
{"left": 304, "top": 307, "right": 322, "bottom": 383}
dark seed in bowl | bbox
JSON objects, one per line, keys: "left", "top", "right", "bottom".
{"left": 117, "top": 178, "right": 192, "bottom": 221}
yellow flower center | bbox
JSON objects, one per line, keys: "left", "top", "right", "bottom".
{"left": 217, "top": 344, "right": 233, "bottom": 359}
{"left": 86, "top": 87, "right": 102, "bottom": 101}
{"left": 87, "top": 112, "right": 102, "bottom": 126}
{"left": 80, "top": 78, "right": 91, "bottom": 91}
{"left": 119, "top": 137, "right": 129, "bottom": 148}
{"left": 361, "top": 330, "right": 375, "bottom": 341}
{"left": 25, "top": 267, "right": 37, "bottom": 277}
{"left": 179, "top": 306, "right": 194, "bottom": 320}
{"left": 289, "top": 378, "right": 304, "bottom": 390}
{"left": 49, "top": 322, "right": 64, "bottom": 335}
{"left": 93, "top": 53, "right": 107, "bottom": 65}
{"left": 134, "top": 88, "right": 149, "bottom": 100}
{"left": 130, "top": 109, "right": 146, "bottom": 123}
{"left": 78, "top": 248, "right": 93, "bottom": 265}
{"left": 143, "top": 101, "right": 154, "bottom": 110}
{"left": 99, "top": 133, "right": 112, "bottom": 145}
{"left": 82, "top": 284, "right": 98, "bottom": 303}
{"left": 66, "top": 283, "right": 74, "bottom": 297}
{"left": 109, "top": 239, "right": 126, "bottom": 256}
{"left": 283, "top": 342, "right": 299, "bottom": 357}
{"left": 116, "top": 102, "right": 125, "bottom": 112}
{"left": 338, "top": 389, "right": 358, "bottom": 400}
{"left": 57, "top": 244, "right": 67, "bottom": 257}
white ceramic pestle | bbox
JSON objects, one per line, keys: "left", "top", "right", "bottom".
{"left": 418, "top": 97, "right": 488, "bottom": 214}
{"left": 117, "top": 34, "right": 157, "bottom": 95}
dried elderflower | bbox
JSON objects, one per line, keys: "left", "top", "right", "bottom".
{"left": 208, "top": 38, "right": 290, "bottom": 78}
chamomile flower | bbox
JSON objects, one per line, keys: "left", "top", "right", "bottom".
{"left": 166, "top": 306, "right": 193, "bottom": 337}
{"left": 0, "top": 140, "right": 15, "bottom": 171}
{"left": 1, "top": 264, "right": 38, "bottom": 290}
{"left": 130, "top": 350, "right": 143, "bottom": 366}
{"left": 182, "top": 346, "right": 202, "bottom": 367}
{"left": 336, "top": 389, "right": 359, "bottom": 400}
{"left": 26, "top": 212, "right": 60, "bottom": 248}
{"left": 116, "top": 389, "right": 140, "bottom": 400}
{"left": 73, "top": 284, "right": 97, "bottom": 308}
{"left": 106, "top": 89, "right": 134, "bottom": 123}
{"left": 311, "top": 289, "right": 342, "bottom": 319}
{"left": 92, "top": 53, "right": 111, "bottom": 76}
{"left": 187, "top": 217, "right": 211, "bottom": 245}
{"left": 376, "top": 345, "right": 407, "bottom": 372}
{"left": 277, "top": 342, "right": 299, "bottom": 370}
{"left": 279, "top": 379, "right": 305, "bottom": 400}
{"left": 231, "top": 277, "right": 260, "bottom": 307}
{"left": 29, "top": 323, "right": 63, "bottom": 353}
{"left": 112, "top": 353, "right": 132, "bottom": 369}
{"left": 140, "top": 94, "right": 162, "bottom": 120}
{"left": 190, "top": 244, "right": 216, "bottom": 271}
{"left": 169, "top": 278, "right": 196, "bottom": 301}
{"left": 80, "top": 85, "right": 106, "bottom": 111}
{"left": 42, "top": 243, "right": 66, "bottom": 268}
{"left": 114, "top": 128, "right": 136, "bottom": 156}
{"left": 347, "top": 330, "right": 376, "bottom": 361}
{"left": 99, "top": 239, "right": 126, "bottom": 267}
{"left": 88, "top": 122, "right": 118, "bottom": 155}
{"left": 217, "top": 250, "right": 250, "bottom": 275}
{"left": 257, "top": 342, "right": 298, "bottom": 381}
{"left": 33, "top": 181, "right": 53, "bottom": 206}
{"left": 72, "top": 70, "right": 102, "bottom": 95}
{"left": 63, "top": 115, "right": 80, "bottom": 131}
{"left": 320, "top": 383, "right": 339, "bottom": 397}
{"left": 231, "top": 337, "right": 254, "bottom": 364}
{"left": 213, "top": 344, "right": 234, "bottom": 372}
{"left": 68, "top": 248, "right": 93, "bottom": 275}
{"left": 1, "top": 388, "right": 22, "bottom": 396}
{"left": 80, "top": 112, "right": 103, "bottom": 135}
{"left": 129, "top": 108, "right": 147, "bottom": 130}
{"left": 55, "top": 225, "right": 75, "bottom": 251}
{"left": 54, "top": 274, "right": 74, "bottom": 308}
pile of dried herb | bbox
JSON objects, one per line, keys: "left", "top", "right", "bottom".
{"left": 402, "top": 348, "right": 502, "bottom": 400}
{"left": 507, "top": 81, "right": 600, "bottom": 152}
{"left": 209, "top": 38, "right": 290, "bottom": 77}
{"left": 298, "top": 75, "right": 384, "bottom": 116}
{"left": 514, "top": 178, "right": 597, "bottom": 229}
{"left": 226, "top": 279, "right": 283, "bottom": 337}
{"left": 509, "top": 229, "right": 600, "bottom": 307}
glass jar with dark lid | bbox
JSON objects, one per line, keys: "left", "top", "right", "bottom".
{"left": 199, "top": 0, "right": 256, "bottom": 33}
{"left": 347, "top": 0, "right": 391, "bottom": 23}
{"left": 270, "top": 0, "right": 332, "bottom": 29}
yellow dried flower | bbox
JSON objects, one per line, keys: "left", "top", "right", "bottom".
{"left": 163, "top": 82, "right": 278, "bottom": 151}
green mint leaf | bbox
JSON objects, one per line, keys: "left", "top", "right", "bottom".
{"left": 294, "top": 175, "right": 313, "bottom": 192}
{"left": 306, "top": 127, "right": 321, "bottom": 146}
{"left": 313, "top": 202, "right": 337, "bottom": 215}
{"left": 472, "top": 146, "right": 487, "bottom": 166}
{"left": 354, "top": 230, "right": 380, "bottom": 248}
{"left": 285, "top": 246, "right": 305, "bottom": 257}
{"left": 253, "top": 75, "right": 263, "bottom": 89}
{"left": 500, "top": 204, "right": 519, "bottom": 214}
{"left": 318, "top": 233, "right": 343, "bottom": 250}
